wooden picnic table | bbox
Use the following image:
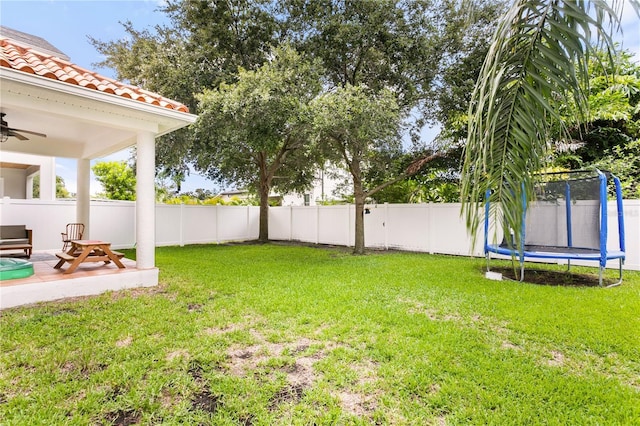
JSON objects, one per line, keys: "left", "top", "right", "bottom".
{"left": 54, "top": 240, "right": 125, "bottom": 274}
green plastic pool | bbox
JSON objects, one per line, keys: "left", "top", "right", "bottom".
{"left": 0, "top": 258, "right": 34, "bottom": 280}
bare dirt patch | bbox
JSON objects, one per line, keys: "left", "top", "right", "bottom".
{"left": 227, "top": 342, "right": 283, "bottom": 377}
{"left": 166, "top": 349, "right": 189, "bottom": 361}
{"left": 204, "top": 323, "right": 243, "bottom": 336}
{"left": 335, "top": 390, "right": 377, "bottom": 417}
{"left": 226, "top": 332, "right": 381, "bottom": 417}
{"left": 101, "top": 409, "right": 140, "bottom": 426}
{"left": 547, "top": 350, "right": 566, "bottom": 367}
{"left": 269, "top": 383, "right": 306, "bottom": 409}
{"left": 490, "top": 266, "right": 607, "bottom": 287}
{"left": 116, "top": 336, "right": 133, "bottom": 348}
{"left": 399, "top": 298, "right": 468, "bottom": 323}
{"left": 60, "top": 361, "right": 76, "bottom": 374}
{"left": 284, "top": 358, "right": 316, "bottom": 388}
{"left": 191, "top": 389, "right": 222, "bottom": 413}
{"left": 501, "top": 341, "right": 521, "bottom": 350}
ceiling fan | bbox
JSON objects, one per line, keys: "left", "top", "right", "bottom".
{"left": 1, "top": 112, "right": 47, "bottom": 142}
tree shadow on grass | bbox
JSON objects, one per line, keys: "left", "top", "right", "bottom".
{"left": 489, "top": 266, "right": 611, "bottom": 287}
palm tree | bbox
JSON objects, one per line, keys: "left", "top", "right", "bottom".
{"left": 461, "top": 0, "right": 639, "bottom": 250}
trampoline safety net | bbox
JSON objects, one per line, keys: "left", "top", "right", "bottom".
{"left": 515, "top": 173, "right": 602, "bottom": 253}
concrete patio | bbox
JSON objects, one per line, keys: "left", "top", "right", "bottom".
{"left": 0, "top": 252, "right": 158, "bottom": 310}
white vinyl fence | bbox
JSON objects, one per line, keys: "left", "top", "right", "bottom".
{"left": 1, "top": 197, "right": 638, "bottom": 270}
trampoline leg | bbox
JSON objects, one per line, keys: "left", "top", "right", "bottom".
{"left": 567, "top": 259, "right": 571, "bottom": 273}
{"left": 606, "top": 259, "right": 623, "bottom": 288}
{"left": 520, "top": 261, "right": 524, "bottom": 282}
{"left": 598, "top": 267, "right": 603, "bottom": 287}
{"left": 486, "top": 252, "right": 491, "bottom": 273}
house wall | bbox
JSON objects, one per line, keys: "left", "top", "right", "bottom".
{"left": 0, "top": 168, "right": 27, "bottom": 198}
{"left": 280, "top": 165, "right": 347, "bottom": 206}
{"left": 0, "top": 152, "right": 56, "bottom": 199}
{"left": 1, "top": 198, "right": 638, "bottom": 271}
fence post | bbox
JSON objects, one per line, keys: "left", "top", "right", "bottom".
{"left": 427, "top": 203, "right": 433, "bottom": 254}
{"left": 347, "top": 205, "right": 352, "bottom": 247}
{"left": 384, "top": 202, "right": 389, "bottom": 250}
{"left": 246, "top": 205, "right": 250, "bottom": 240}
{"left": 215, "top": 204, "right": 219, "bottom": 243}
{"left": 180, "top": 203, "right": 184, "bottom": 247}
{"left": 289, "top": 205, "right": 293, "bottom": 241}
{"left": 315, "top": 205, "right": 320, "bottom": 244}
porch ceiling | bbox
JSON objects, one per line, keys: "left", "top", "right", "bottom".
{"left": 1, "top": 69, "right": 196, "bottom": 159}
{"left": 1, "top": 29, "right": 196, "bottom": 159}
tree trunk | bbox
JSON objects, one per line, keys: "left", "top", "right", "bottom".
{"left": 258, "top": 156, "right": 271, "bottom": 243}
{"left": 353, "top": 179, "right": 366, "bottom": 255}
{"left": 258, "top": 183, "right": 269, "bottom": 243}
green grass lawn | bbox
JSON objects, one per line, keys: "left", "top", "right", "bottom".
{"left": 1, "top": 243, "right": 639, "bottom": 425}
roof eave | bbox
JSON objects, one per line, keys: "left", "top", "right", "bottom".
{"left": 0, "top": 67, "right": 198, "bottom": 126}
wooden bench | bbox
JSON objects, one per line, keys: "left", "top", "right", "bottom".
{"left": 55, "top": 251, "right": 124, "bottom": 263}
{"left": 54, "top": 252, "right": 76, "bottom": 262}
{"left": 110, "top": 250, "right": 125, "bottom": 259}
{"left": 0, "top": 225, "right": 32, "bottom": 258}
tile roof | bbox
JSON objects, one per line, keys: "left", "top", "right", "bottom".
{"left": 0, "top": 33, "right": 190, "bottom": 113}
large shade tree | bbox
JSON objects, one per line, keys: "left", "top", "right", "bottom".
{"left": 311, "top": 85, "right": 402, "bottom": 253}
{"left": 311, "top": 84, "right": 448, "bottom": 253}
{"left": 461, "top": 0, "right": 640, "bottom": 250}
{"left": 90, "top": 0, "right": 281, "bottom": 184}
{"left": 285, "top": 0, "right": 483, "bottom": 253}
{"left": 192, "top": 46, "right": 323, "bottom": 242}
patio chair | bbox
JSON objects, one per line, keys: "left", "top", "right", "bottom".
{"left": 61, "top": 223, "right": 85, "bottom": 251}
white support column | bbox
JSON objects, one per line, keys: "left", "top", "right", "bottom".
{"left": 76, "top": 158, "right": 91, "bottom": 238}
{"left": 39, "top": 157, "right": 56, "bottom": 200}
{"left": 26, "top": 174, "right": 34, "bottom": 199}
{"left": 136, "top": 131, "right": 156, "bottom": 269}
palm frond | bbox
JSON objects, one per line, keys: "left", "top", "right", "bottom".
{"left": 461, "top": 0, "right": 636, "bottom": 251}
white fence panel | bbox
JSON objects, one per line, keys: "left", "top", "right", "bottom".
{"left": 183, "top": 205, "right": 218, "bottom": 245}
{"left": 291, "top": 207, "right": 318, "bottom": 243}
{"left": 247, "top": 207, "right": 260, "bottom": 240}
{"left": 269, "top": 206, "right": 292, "bottom": 241}
{"left": 386, "top": 204, "right": 430, "bottom": 252}
{"left": 363, "top": 204, "right": 386, "bottom": 248}
{"left": 216, "top": 206, "right": 252, "bottom": 242}
{"left": 427, "top": 203, "right": 483, "bottom": 256}
{"left": 610, "top": 199, "right": 639, "bottom": 270}
{"left": 156, "top": 204, "right": 183, "bottom": 247}
{"left": 91, "top": 201, "right": 136, "bottom": 249}
{"left": 1, "top": 199, "right": 73, "bottom": 251}
{"left": 317, "top": 205, "right": 350, "bottom": 246}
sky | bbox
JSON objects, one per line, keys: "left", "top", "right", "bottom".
{"left": 1, "top": 0, "right": 639, "bottom": 195}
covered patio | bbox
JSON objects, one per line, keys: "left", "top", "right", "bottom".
{"left": 0, "top": 27, "right": 197, "bottom": 309}
{"left": 0, "top": 252, "right": 153, "bottom": 309}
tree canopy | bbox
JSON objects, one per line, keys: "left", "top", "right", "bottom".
{"left": 92, "top": 161, "right": 137, "bottom": 201}
{"left": 192, "top": 45, "right": 323, "bottom": 241}
{"left": 90, "top": 0, "right": 282, "bottom": 183}
{"left": 553, "top": 48, "right": 640, "bottom": 198}
{"left": 32, "top": 175, "right": 71, "bottom": 199}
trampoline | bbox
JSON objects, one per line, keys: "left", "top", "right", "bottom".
{"left": 484, "top": 169, "right": 626, "bottom": 287}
